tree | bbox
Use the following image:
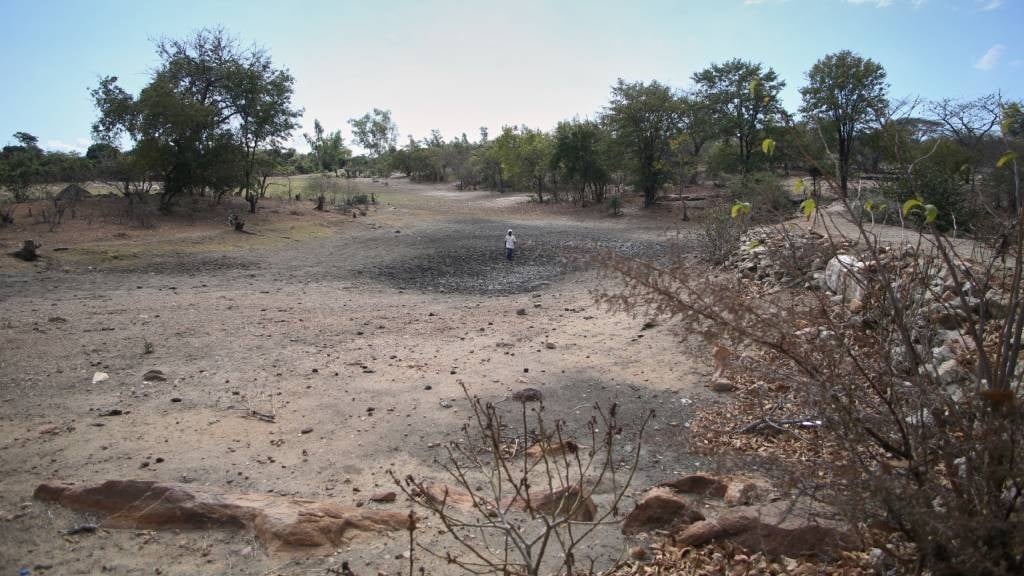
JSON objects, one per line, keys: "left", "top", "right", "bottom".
{"left": 551, "top": 119, "right": 609, "bottom": 205}
{"left": 0, "top": 132, "right": 44, "bottom": 202}
{"left": 602, "top": 79, "right": 682, "bottom": 207}
{"left": 675, "top": 93, "right": 717, "bottom": 184}
{"left": 304, "top": 119, "right": 351, "bottom": 175}
{"left": 91, "top": 28, "right": 300, "bottom": 212}
{"left": 692, "top": 59, "right": 785, "bottom": 173}
{"left": 348, "top": 108, "right": 398, "bottom": 176}
{"left": 929, "top": 94, "right": 1002, "bottom": 201}
{"left": 799, "top": 50, "right": 888, "bottom": 198}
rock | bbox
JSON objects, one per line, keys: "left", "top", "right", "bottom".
{"left": 525, "top": 441, "right": 579, "bottom": 460}
{"left": 936, "top": 359, "right": 966, "bottom": 386}
{"left": 300, "top": 427, "right": 314, "bottom": 435}
{"left": 510, "top": 387, "right": 543, "bottom": 403}
{"left": 629, "top": 546, "right": 648, "bottom": 560}
{"left": 142, "top": 370, "right": 166, "bottom": 383}
{"left": 544, "top": 342, "right": 556, "bottom": 349}
{"left": 824, "top": 255, "right": 866, "bottom": 303}
{"left": 985, "top": 289, "right": 1009, "bottom": 318}
{"left": 37, "top": 424, "right": 60, "bottom": 435}
{"left": 931, "top": 346, "right": 954, "bottom": 364}
{"left": 676, "top": 513, "right": 856, "bottom": 559}
{"left": 419, "top": 482, "right": 596, "bottom": 521}
{"left": 710, "top": 378, "right": 736, "bottom": 393}
{"left": 658, "top": 474, "right": 728, "bottom": 498}
{"left": 369, "top": 491, "right": 396, "bottom": 503}
{"left": 92, "top": 372, "right": 109, "bottom": 384}
{"left": 516, "top": 308, "right": 527, "bottom": 316}
{"left": 723, "top": 479, "right": 764, "bottom": 507}
{"left": 34, "top": 480, "right": 411, "bottom": 555}
{"left": 520, "top": 485, "right": 597, "bottom": 522}
{"left": 418, "top": 483, "right": 477, "bottom": 510}
{"left": 12, "top": 240, "right": 40, "bottom": 261}
{"left": 622, "top": 487, "right": 705, "bottom": 534}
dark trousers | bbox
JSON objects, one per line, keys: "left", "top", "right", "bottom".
{"left": 506, "top": 247, "right": 515, "bottom": 261}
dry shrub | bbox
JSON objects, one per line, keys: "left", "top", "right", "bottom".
{"left": 391, "top": 382, "right": 651, "bottom": 576}
{"left": 597, "top": 203, "right": 1024, "bottom": 575}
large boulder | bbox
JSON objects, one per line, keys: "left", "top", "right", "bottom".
{"left": 622, "top": 487, "right": 705, "bottom": 534}
{"left": 676, "top": 513, "right": 857, "bottom": 559}
{"left": 723, "top": 479, "right": 766, "bottom": 507}
{"left": 824, "top": 255, "right": 866, "bottom": 303}
{"left": 35, "top": 480, "right": 411, "bottom": 555}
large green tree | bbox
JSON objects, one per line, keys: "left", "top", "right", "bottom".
{"left": 348, "top": 109, "right": 398, "bottom": 176}
{"left": 304, "top": 119, "right": 351, "bottom": 175}
{"left": 799, "top": 50, "right": 888, "bottom": 198}
{"left": 602, "top": 79, "right": 682, "bottom": 207}
{"left": 551, "top": 119, "right": 609, "bottom": 204}
{"left": 91, "top": 28, "right": 300, "bottom": 212}
{"left": 0, "top": 132, "right": 45, "bottom": 202}
{"left": 692, "top": 59, "right": 785, "bottom": 173}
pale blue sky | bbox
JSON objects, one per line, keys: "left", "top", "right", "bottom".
{"left": 1, "top": 0, "right": 1021, "bottom": 153}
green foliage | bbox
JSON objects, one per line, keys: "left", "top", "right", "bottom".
{"left": 997, "top": 151, "right": 1018, "bottom": 168}
{"left": 551, "top": 119, "right": 609, "bottom": 204}
{"left": 0, "top": 133, "right": 44, "bottom": 201}
{"left": 603, "top": 79, "right": 681, "bottom": 207}
{"left": 877, "top": 142, "right": 970, "bottom": 230}
{"left": 799, "top": 197, "right": 816, "bottom": 219}
{"left": 1002, "top": 101, "right": 1024, "bottom": 138}
{"left": 490, "top": 126, "right": 554, "bottom": 198}
{"left": 800, "top": 50, "right": 888, "bottom": 196}
{"left": 728, "top": 172, "right": 791, "bottom": 220}
{"left": 730, "top": 201, "right": 751, "bottom": 219}
{"left": 349, "top": 109, "right": 398, "bottom": 177}
{"left": 304, "top": 119, "right": 351, "bottom": 174}
{"left": 91, "top": 28, "right": 300, "bottom": 211}
{"left": 692, "top": 59, "right": 785, "bottom": 173}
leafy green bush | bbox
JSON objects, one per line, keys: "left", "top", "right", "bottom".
{"left": 728, "top": 172, "right": 792, "bottom": 221}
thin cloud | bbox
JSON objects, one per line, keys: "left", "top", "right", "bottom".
{"left": 978, "top": 0, "right": 1004, "bottom": 11}
{"left": 974, "top": 44, "right": 1006, "bottom": 71}
{"left": 847, "top": 0, "right": 894, "bottom": 7}
{"left": 45, "top": 138, "right": 90, "bottom": 153}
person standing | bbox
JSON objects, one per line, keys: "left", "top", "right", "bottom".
{"left": 504, "top": 229, "right": 517, "bottom": 261}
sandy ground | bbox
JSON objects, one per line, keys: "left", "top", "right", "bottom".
{"left": 0, "top": 179, "right": 716, "bottom": 575}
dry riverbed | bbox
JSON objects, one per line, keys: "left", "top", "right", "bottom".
{"left": 0, "top": 179, "right": 715, "bottom": 575}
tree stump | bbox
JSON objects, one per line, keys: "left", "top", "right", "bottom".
{"left": 227, "top": 214, "right": 245, "bottom": 232}
{"left": 12, "top": 240, "right": 40, "bottom": 261}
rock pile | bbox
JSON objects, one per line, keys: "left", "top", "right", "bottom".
{"left": 621, "top": 474, "right": 853, "bottom": 559}
{"left": 724, "top": 227, "right": 838, "bottom": 289}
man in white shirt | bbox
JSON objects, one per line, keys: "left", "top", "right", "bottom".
{"left": 505, "top": 229, "right": 517, "bottom": 261}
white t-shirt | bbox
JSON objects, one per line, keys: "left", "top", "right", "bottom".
{"left": 505, "top": 235, "right": 516, "bottom": 249}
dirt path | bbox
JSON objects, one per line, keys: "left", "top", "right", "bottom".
{"left": 0, "top": 181, "right": 713, "bottom": 575}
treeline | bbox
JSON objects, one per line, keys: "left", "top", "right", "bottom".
{"left": 2, "top": 27, "right": 1022, "bottom": 230}
{"left": 379, "top": 54, "right": 1022, "bottom": 229}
